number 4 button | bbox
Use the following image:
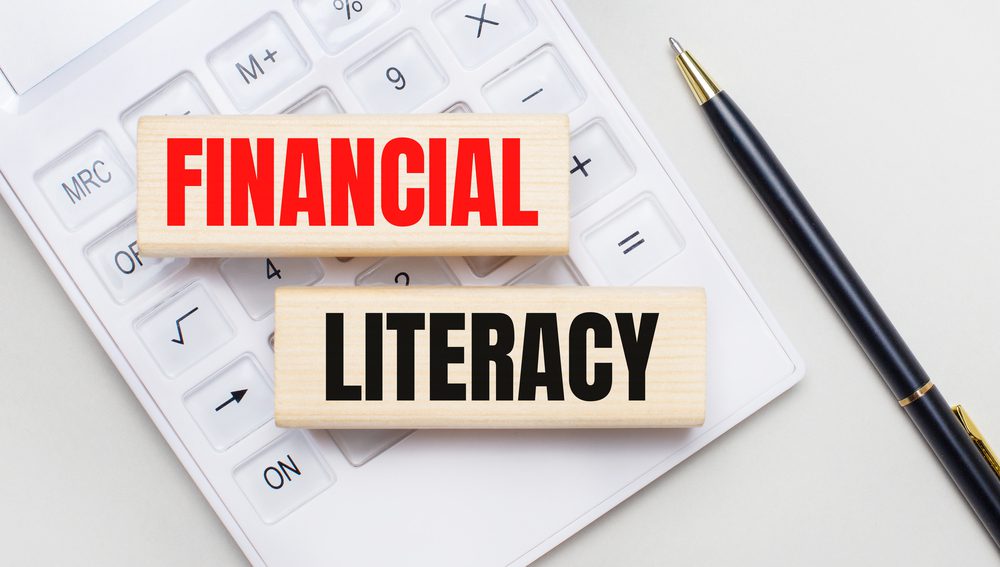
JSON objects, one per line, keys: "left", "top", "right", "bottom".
{"left": 220, "top": 258, "right": 323, "bottom": 320}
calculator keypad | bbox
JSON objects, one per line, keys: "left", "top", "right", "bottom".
{"left": 221, "top": 257, "right": 323, "bottom": 320}
{"left": 356, "top": 257, "right": 459, "bottom": 286}
{"left": 464, "top": 256, "right": 511, "bottom": 277}
{"left": 284, "top": 87, "right": 344, "bottom": 114}
{"left": 0, "top": 0, "right": 792, "bottom": 545}
{"left": 233, "top": 432, "right": 335, "bottom": 524}
{"left": 346, "top": 32, "right": 448, "bottom": 112}
{"left": 569, "top": 120, "right": 636, "bottom": 215}
{"left": 296, "top": 0, "right": 399, "bottom": 53}
{"left": 482, "top": 46, "right": 585, "bottom": 113}
{"left": 135, "top": 284, "right": 236, "bottom": 377}
{"left": 120, "top": 73, "right": 216, "bottom": 141}
{"left": 433, "top": 0, "right": 536, "bottom": 68}
{"left": 183, "top": 356, "right": 273, "bottom": 451}
{"left": 86, "top": 218, "right": 188, "bottom": 303}
{"left": 510, "top": 257, "right": 584, "bottom": 286}
{"left": 34, "top": 132, "right": 133, "bottom": 230}
{"left": 329, "top": 430, "right": 412, "bottom": 467}
{"left": 583, "top": 195, "right": 685, "bottom": 285}
{"left": 207, "top": 14, "right": 311, "bottom": 111}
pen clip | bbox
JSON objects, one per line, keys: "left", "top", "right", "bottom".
{"left": 952, "top": 405, "right": 1000, "bottom": 480}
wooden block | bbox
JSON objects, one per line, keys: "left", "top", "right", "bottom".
{"left": 275, "top": 287, "right": 706, "bottom": 429}
{"left": 136, "top": 114, "right": 568, "bottom": 257}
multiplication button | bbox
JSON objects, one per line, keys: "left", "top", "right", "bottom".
{"left": 234, "top": 432, "right": 334, "bottom": 524}
{"left": 296, "top": 0, "right": 398, "bottom": 53}
{"left": 184, "top": 356, "right": 273, "bottom": 451}
{"left": 482, "top": 46, "right": 585, "bottom": 113}
{"left": 34, "top": 132, "right": 133, "bottom": 230}
{"left": 433, "top": 0, "right": 536, "bottom": 68}
{"left": 583, "top": 195, "right": 685, "bottom": 285}
{"left": 569, "top": 120, "right": 635, "bottom": 215}
{"left": 121, "top": 73, "right": 215, "bottom": 141}
{"left": 85, "top": 218, "right": 188, "bottom": 303}
{"left": 345, "top": 32, "right": 448, "bottom": 112}
{"left": 207, "top": 14, "right": 310, "bottom": 111}
{"left": 220, "top": 257, "right": 323, "bottom": 320}
{"left": 135, "top": 284, "right": 235, "bottom": 377}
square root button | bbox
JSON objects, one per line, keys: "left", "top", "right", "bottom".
{"left": 135, "top": 284, "right": 235, "bottom": 377}
{"left": 234, "top": 432, "right": 335, "bottom": 524}
{"left": 34, "top": 132, "right": 133, "bottom": 230}
{"left": 184, "top": 356, "right": 273, "bottom": 451}
{"left": 583, "top": 195, "right": 685, "bottom": 285}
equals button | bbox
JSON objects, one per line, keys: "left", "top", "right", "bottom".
{"left": 618, "top": 230, "right": 645, "bottom": 254}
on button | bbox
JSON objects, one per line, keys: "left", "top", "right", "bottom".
{"left": 233, "top": 432, "right": 334, "bottom": 524}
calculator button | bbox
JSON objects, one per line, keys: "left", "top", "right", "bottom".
{"left": 329, "top": 430, "right": 411, "bottom": 467}
{"left": 135, "top": 284, "right": 235, "bottom": 377}
{"left": 34, "top": 132, "right": 133, "bottom": 230}
{"left": 345, "top": 32, "right": 448, "bottom": 113}
{"left": 433, "top": 0, "right": 536, "bottom": 68}
{"left": 184, "top": 356, "right": 273, "bottom": 451}
{"left": 569, "top": 120, "right": 636, "bottom": 215}
{"left": 120, "top": 73, "right": 215, "bottom": 141}
{"left": 482, "top": 46, "right": 585, "bottom": 113}
{"left": 283, "top": 87, "right": 343, "bottom": 114}
{"left": 207, "top": 14, "right": 310, "bottom": 111}
{"left": 233, "top": 432, "right": 334, "bottom": 524}
{"left": 355, "top": 257, "right": 458, "bottom": 286}
{"left": 86, "top": 218, "right": 188, "bottom": 303}
{"left": 444, "top": 101, "right": 471, "bottom": 113}
{"left": 509, "top": 257, "right": 584, "bottom": 286}
{"left": 220, "top": 257, "right": 323, "bottom": 320}
{"left": 583, "top": 195, "right": 685, "bottom": 285}
{"left": 464, "top": 256, "right": 511, "bottom": 277}
{"left": 296, "top": 0, "right": 399, "bottom": 53}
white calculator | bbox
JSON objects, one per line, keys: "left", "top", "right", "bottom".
{"left": 0, "top": 0, "right": 804, "bottom": 564}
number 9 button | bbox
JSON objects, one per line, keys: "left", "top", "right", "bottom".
{"left": 345, "top": 31, "right": 448, "bottom": 112}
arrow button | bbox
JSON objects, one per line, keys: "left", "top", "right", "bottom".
{"left": 215, "top": 388, "right": 249, "bottom": 412}
{"left": 184, "top": 356, "right": 273, "bottom": 451}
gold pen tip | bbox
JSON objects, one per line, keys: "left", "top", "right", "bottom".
{"left": 669, "top": 37, "right": 684, "bottom": 56}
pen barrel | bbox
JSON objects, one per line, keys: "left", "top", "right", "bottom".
{"left": 906, "top": 388, "right": 1000, "bottom": 543}
{"left": 701, "top": 92, "right": 925, "bottom": 399}
{"left": 701, "top": 91, "right": 1000, "bottom": 545}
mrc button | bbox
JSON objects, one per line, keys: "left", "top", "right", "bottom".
{"left": 35, "top": 132, "right": 133, "bottom": 230}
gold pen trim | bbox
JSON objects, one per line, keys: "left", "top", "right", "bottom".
{"left": 952, "top": 405, "right": 1000, "bottom": 480}
{"left": 674, "top": 51, "right": 721, "bottom": 105}
{"left": 898, "top": 381, "right": 934, "bottom": 407}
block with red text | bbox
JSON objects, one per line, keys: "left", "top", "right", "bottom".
{"left": 136, "top": 114, "right": 569, "bottom": 257}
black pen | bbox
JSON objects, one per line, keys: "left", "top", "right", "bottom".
{"left": 668, "top": 37, "right": 1000, "bottom": 546}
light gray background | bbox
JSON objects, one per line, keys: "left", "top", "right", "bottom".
{"left": 1, "top": 0, "right": 998, "bottom": 564}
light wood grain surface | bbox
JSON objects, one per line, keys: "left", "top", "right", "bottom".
{"left": 275, "top": 286, "right": 706, "bottom": 428}
{"left": 137, "top": 114, "right": 569, "bottom": 257}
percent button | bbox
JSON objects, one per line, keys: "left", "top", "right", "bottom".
{"left": 296, "top": 0, "right": 399, "bottom": 53}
